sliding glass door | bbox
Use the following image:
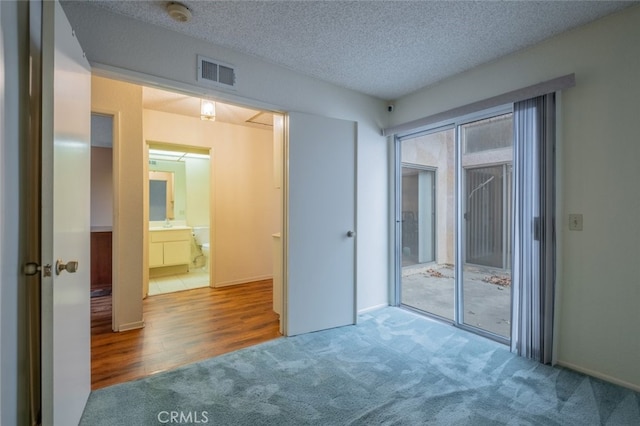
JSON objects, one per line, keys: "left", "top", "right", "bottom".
{"left": 397, "top": 110, "right": 513, "bottom": 342}
{"left": 460, "top": 114, "right": 513, "bottom": 339}
{"left": 399, "top": 127, "right": 455, "bottom": 321}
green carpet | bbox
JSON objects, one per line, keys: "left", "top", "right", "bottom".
{"left": 81, "top": 307, "right": 640, "bottom": 425}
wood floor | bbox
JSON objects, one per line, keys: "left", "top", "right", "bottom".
{"left": 91, "top": 279, "right": 281, "bottom": 389}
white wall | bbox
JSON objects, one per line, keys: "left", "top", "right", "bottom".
{"left": 144, "top": 109, "right": 276, "bottom": 286}
{"left": 391, "top": 6, "right": 640, "bottom": 390}
{"left": 1, "top": 1, "right": 29, "bottom": 423}
{"left": 62, "top": 3, "right": 390, "bottom": 313}
{"left": 184, "top": 157, "right": 209, "bottom": 227}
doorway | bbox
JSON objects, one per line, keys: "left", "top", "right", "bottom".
{"left": 90, "top": 78, "right": 286, "bottom": 387}
{"left": 89, "top": 75, "right": 357, "bottom": 387}
{"left": 90, "top": 113, "right": 114, "bottom": 300}
{"left": 396, "top": 109, "right": 513, "bottom": 342}
{"left": 401, "top": 166, "right": 435, "bottom": 267}
{"left": 146, "top": 144, "right": 211, "bottom": 296}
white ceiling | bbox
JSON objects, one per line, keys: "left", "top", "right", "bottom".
{"left": 65, "top": 1, "right": 636, "bottom": 101}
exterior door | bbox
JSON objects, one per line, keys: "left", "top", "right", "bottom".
{"left": 285, "top": 112, "right": 356, "bottom": 336}
{"left": 398, "top": 128, "right": 456, "bottom": 321}
{"left": 396, "top": 111, "right": 513, "bottom": 342}
{"left": 40, "top": 1, "right": 92, "bottom": 424}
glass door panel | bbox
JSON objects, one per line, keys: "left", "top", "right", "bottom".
{"left": 460, "top": 114, "right": 513, "bottom": 338}
{"left": 400, "top": 128, "right": 455, "bottom": 321}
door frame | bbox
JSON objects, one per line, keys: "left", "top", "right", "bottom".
{"left": 142, "top": 141, "right": 214, "bottom": 296}
{"left": 393, "top": 105, "right": 513, "bottom": 344}
{"left": 91, "top": 63, "right": 358, "bottom": 340}
{"left": 91, "top": 108, "right": 121, "bottom": 330}
{"left": 91, "top": 66, "right": 290, "bottom": 333}
{"left": 399, "top": 163, "right": 437, "bottom": 266}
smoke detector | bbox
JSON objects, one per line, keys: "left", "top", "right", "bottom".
{"left": 167, "top": 2, "right": 192, "bottom": 23}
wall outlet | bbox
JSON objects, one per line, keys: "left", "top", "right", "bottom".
{"left": 568, "top": 214, "right": 583, "bottom": 231}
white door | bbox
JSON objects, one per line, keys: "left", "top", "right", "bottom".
{"left": 40, "top": 2, "right": 92, "bottom": 424}
{"left": 286, "top": 112, "right": 356, "bottom": 336}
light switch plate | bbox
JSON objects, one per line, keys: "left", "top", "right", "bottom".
{"left": 569, "top": 214, "right": 583, "bottom": 231}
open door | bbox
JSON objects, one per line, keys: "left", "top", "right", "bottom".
{"left": 39, "top": 1, "right": 92, "bottom": 424}
{"left": 285, "top": 112, "right": 357, "bottom": 336}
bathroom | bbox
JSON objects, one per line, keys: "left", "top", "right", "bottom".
{"left": 147, "top": 146, "right": 211, "bottom": 295}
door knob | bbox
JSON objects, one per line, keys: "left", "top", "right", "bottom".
{"left": 56, "top": 259, "right": 79, "bottom": 275}
{"left": 347, "top": 230, "right": 356, "bottom": 238}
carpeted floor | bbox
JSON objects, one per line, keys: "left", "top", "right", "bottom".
{"left": 81, "top": 307, "right": 640, "bottom": 425}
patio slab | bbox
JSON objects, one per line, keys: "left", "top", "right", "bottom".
{"left": 401, "top": 263, "right": 511, "bottom": 338}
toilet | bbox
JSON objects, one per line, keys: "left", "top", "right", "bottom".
{"left": 192, "top": 227, "right": 210, "bottom": 271}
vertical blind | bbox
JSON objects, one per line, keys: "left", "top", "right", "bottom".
{"left": 511, "top": 94, "right": 556, "bottom": 363}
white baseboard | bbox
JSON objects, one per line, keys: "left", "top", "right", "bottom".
{"left": 117, "top": 320, "right": 145, "bottom": 332}
{"left": 214, "top": 275, "right": 273, "bottom": 288}
{"left": 358, "top": 303, "right": 389, "bottom": 315}
{"left": 556, "top": 360, "right": 640, "bottom": 392}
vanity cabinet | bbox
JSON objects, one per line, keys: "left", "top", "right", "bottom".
{"left": 149, "top": 228, "right": 191, "bottom": 268}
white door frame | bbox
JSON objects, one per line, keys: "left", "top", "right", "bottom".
{"left": 90, "top": 108, "right": 121, "bottom": 330}
{"left": 142, "top": 141, "right": 214, "bottom": 296}
{"left": 92, "top": 63, "right": 359, "bottom": 340}
{"left": 93, "top": 66, "right": 289, "bottom": 333}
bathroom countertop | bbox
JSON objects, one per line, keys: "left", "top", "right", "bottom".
{"left": 149, "top": 225, "right": 192, "bottom": 231}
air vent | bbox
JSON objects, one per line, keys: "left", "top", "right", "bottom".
{"left": 197, "top": 55, "right": 236, "bottom": 90}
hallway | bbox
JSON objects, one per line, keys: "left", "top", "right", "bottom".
{"left": 91, "top": 280, "right": 281, "bottom": 389}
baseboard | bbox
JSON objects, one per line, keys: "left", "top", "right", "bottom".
{"left": 214, "top": 275, "right": 273, "bottom": 288}
{"left": 358, "top": 304, "right": 389, "bottom": 315}
{"left": 556, "top": 360, "right": 640, "bottom": 392}
{"left": 117, "top": 320, "right": 145, "bottom": 332}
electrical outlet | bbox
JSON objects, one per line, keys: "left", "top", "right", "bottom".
{"left": 568, "top": 214, "right": 583, "bottom": 231}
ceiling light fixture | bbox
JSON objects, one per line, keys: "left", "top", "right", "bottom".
{"left": 200, "top": 99, "right": 216, "bottom": 121}
{"left": 167, "top": 2, "right": 192, "bottom": 23}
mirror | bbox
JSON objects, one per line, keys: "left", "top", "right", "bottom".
{"left": 149, "top": 171, "right": 174, "bottom": 220}
{"left": 148, "top": 156, "right": 187, "bottom": 222}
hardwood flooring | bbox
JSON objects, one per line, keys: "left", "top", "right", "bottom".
{"left": 91, "top": 279, "right": 281, "bottom": 390}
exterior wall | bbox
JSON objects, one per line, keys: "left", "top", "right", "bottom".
{"left": 401, "top": 131, "right": 455, "bottom": 265}
{"left": 391, "top": 5, "right": 640, "bottom": 390}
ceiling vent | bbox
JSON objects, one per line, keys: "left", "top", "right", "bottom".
{"left": 197, "top": 55, "right": 236, "bottom": 90}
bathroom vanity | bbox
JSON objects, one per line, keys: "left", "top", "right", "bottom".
{"left": 149, "top": 226, "right": 192, "bottom": 268}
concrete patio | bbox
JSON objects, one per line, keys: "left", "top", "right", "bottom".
{"left": 401, "top": 263, "right": 511, "bottom": 338}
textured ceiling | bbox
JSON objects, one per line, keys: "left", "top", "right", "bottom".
{"left": 66, "top": 0, "right": 636, "bottom": 100}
